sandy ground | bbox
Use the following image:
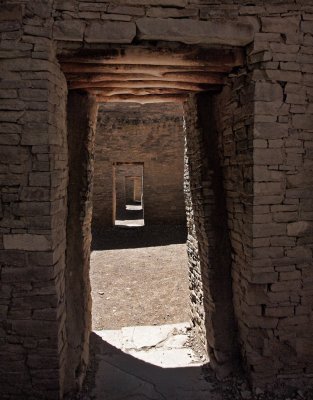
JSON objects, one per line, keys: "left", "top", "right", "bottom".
{"left": 90, "top": 225, "right": 190, "bottom": 330}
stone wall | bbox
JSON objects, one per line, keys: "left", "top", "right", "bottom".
{"left": 92, "top": 103, "right": 186, "bottom": 228}
{"left": 183, "top": 94, "right": 238, "bottom": 378}
{"left": 65, "top": 92, "right": 98, "bottom": 392}
{"left": 0, "top": 2, "right": 69, "bottom": 398}
{"left": 1, "top": 0, "right": 313, "bottom": 398}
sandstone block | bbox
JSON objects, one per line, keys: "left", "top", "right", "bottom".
{"left": 249, "top": 272, "right": 278, "bottom": 284}
{"left": 119, "top": 0, "right": 187, "bottom": 5}
{"left": 271, "top": 280, "right": 301, "bottom": 292}
{"left": 253, "top": 223, "right": 286, "bottom": 238}
{"left": 54, "top": 0, "right": 76, "bottom": 11}
{"left": 301, "top": 21, "right": 313, "bottom": 34}
{"left": 254, "top": 82, "right": 283, "bottom": 102}
{"left": 147, "top": 7, "right": 198, "bottom": 18}
{"left": 265, "top": 306, "right": 294, "bottom": 317}
{"left": 292, "top": 114, "right": 313, "bottom": 130}
{"left": 0, "top": 4, "right": 23, "bottom": 22}
{"left": 261, "top": 17, "right": 299, "bottom": 34}
{"left": 287, "top": 221, "right": 313, "bottom": 236}
{"left": 107, "top": 5, "right": 145, "bottom": 16}
{"left": 53, "top": 20, "right": 85, "bottom": 42}
{"left": 3, "top": 234, "right": 52, "bottom": 251}
{"left": 85, "top": 21, "right": 136, "bottom": 43}
{"left": 254, "top": 182, "right": 283, "bottom": 196}
{"left": 136, "top": 18, "right": 255, "bottom": 46}
{"left": 79, "top": 2, "right": 108, "bottom": 12}
{"left": 254, "top": 149, "right": 283, "bottom": 165}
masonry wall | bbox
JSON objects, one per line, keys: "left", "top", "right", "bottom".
{"left": 92, "top": 103, "right": 186, "bottom": 228}
{"left": 183, "top": 94, "right": 238, "bottom": 377}
{"left": 0, "top": 2, "right": 69, "bottom": 398}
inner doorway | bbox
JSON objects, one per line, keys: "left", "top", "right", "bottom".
{"left": 113, "top": 162, "right": 144, "bottom": 227}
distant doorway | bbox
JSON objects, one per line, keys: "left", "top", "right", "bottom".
{"left": 113, "top": 162, "right": 144, "bottom": 227}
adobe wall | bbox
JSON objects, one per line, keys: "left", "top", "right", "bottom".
{"left": 92, "top": 103, "right": 186, "bottom": 228}
{"left": 1, "top": 0, "right": 313, "bottom": 398}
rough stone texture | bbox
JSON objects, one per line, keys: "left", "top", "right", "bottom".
{"left": 65, "top": 92, "right": 98, "bottom": 393}
{"left": 183, "top": 94, "right": 238, "bottom": 378}
{"left": 1, "top": 0, "right": 313, "bottom": 398}
{"left": 92, "top": 103, "right": 186, "bottom": 228}
{"left": 136, "top": 18, "right": 255, "bottom": 46}
{"left": 85, "top": 21, "right": 136, "bottom": 43}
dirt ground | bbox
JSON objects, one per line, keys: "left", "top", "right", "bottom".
{"left": 90, "top": 225, "right": 190, "bottom": 330}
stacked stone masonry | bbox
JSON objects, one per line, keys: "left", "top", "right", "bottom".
{"left": 92, "top": 103, "right": 186, "bottom": 228}
{"left": 1, "top": 0, "right": 313, "bottom": 398}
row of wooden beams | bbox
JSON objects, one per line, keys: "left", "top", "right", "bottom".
{"left": 93, "top": 94, "right": 188, "bottom": 104}
{"left": 62, "top": 63, "right": 231, "bottom": 75}
{"left": 65, "top": 72, "right": 224, "bottom": 88}
{"left": 68, "top": 79, "right": 223, "bottom": 91}
{"left": 87, "top": 86, "right": 220, "bottom": 97}
{"left": 59, "top": 46, "right": 244, "bottom": 68}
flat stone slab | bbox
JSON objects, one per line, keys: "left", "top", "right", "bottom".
{"left": 92, "top": 323, "right": 213, "bottom": 400}
{"left": 136, "top": 18, "right": 255, "bottom": 46}
{"left": 85, "top": 21, "right": 136, "bottom": 43}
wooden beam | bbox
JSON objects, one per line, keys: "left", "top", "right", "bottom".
{"left": 61, "top": 63, "right": 231, "bottom": 75}
{"left": 94, "top": 94, "right": 188, "bottom": 104}
{"left": 68, "top": 80, "right": 222, "bottom": 91}
{"left": 65, "top": 72, "right": 224, "bottom": 87}
{"left": 87, "top": 87, "right": 221, "bottom": 97}
{"left": 59, "top": 46, "right": 244, "bottom": 68}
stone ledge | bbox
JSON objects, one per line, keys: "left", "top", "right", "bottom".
{"left": 85, "top": 21, "right": 136, "bottom": 43}
{"left": 136, "top": 18, "right": 255, "bottom": 46}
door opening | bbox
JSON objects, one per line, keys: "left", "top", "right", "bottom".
{"left": 113, "top": 162, "right": 144, "bottom": 227}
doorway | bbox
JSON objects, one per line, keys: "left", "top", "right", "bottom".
{"left": 113, "top": 162, "right": 144, "bottom": 227}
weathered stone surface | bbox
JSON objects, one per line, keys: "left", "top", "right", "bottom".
{"left": 107, "top": 5, "right": 145, "bottom": 16}
{"left": 85, "top": 21, "right": 136, "bottom": 43}
{"left": 136, "top": 18, "right": 255, "bottom": 46}
{"left": 0, "top": 4, "right": 23, "bottom": 22}
{"left": 53, "top": 20, "right": 85, "bottom": 41}
{"left": 3, "top": 234, "right": 52, "bottom": 251}
{"left": 147, "top": 7, "right": 198, "bottom": 18}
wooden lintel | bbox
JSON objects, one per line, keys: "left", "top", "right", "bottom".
{"left": 59, "top": 45, "right": 244, "bottom": 68}
{"left": 94, "top": 94, "right": 188, "bottom": 104}
{"left": 61, "top": 63, "right": 231, "bottom": 75}
{"left": 66, "top": 72, "right": 224, "bottom": 88}
{"left": 87, "top": 87, "right": 221, "bottom": 97}
{"left": 68, "top": 80, "right": 222, "bottom": 92}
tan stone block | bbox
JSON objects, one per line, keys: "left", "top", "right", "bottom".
{"left": 265, "top": 306, "right": 294, "bottom": 317}
{"left": 262, "top": 16, "right": 299, "bottom": 33}
{"left": 253, "top": 222, "right": 286, "bottom": 238}
{"left": 254, "top": 148, "right": 283, "bottom": 165}
{"left": 3, "top": 234, "right": 52, "bottom": 251}
{"left": 136, "top": 18, "right": 255, "bottom": 46}
{"left": 280, "top": 270, "right": 301, "bottom": 280}
{"left": 254, "top": 82, "right": 283, "bottom": 102}
{"left": 79, "top": 2, "right": 108, "bottom": 12}
{"left": 287, "top": 221, "right": 313, "bottom": 236}
{"left": 147, "top": 7, "right": 198, "bottom": 18}
{"left": 301, "top": 20, "right": 313, "bottom": 34}
{"left": 254, "top": 182, "right": 283, "bottom": 196}
{"left": 53, "top": 20, "right": 85, "bottom": 42}
{"left": 85, "top": 21, "right": 136, "bottom": 43}
{"left": 107, "top": 5, "right": 145, "bottom": 16}
{"left": 292, "top": 114, "right": 313, "bottom": 129}
{"left": 271, "top": 280, "right": 301, "bottom": 292}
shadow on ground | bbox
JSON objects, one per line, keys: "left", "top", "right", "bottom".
{"left": 91, "top": 224, "right": 187, "bottom": 250}
{"left": 83, "top": 331, "right": 218, "bottom": 400}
